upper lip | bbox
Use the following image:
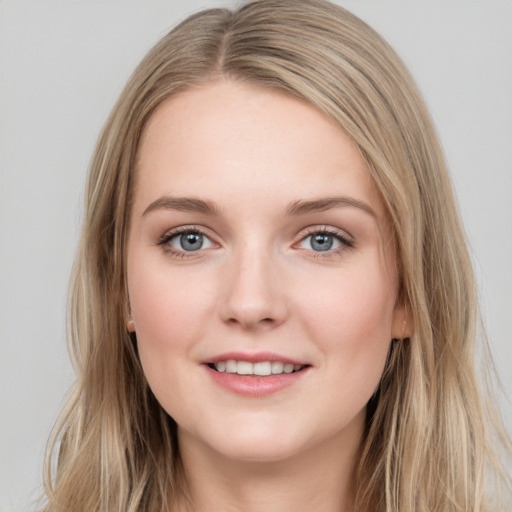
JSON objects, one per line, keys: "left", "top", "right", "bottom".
{"left": 201, "top": 351, "right": 309, "bottom": 366}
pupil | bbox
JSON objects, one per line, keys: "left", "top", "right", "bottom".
{"left": 311, "top": 233, "right": 333, "bottom": 251}
{"left": 181, "top": 232, "right": 202, "bottom": 251}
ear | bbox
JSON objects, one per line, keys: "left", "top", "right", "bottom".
{"left": 125, "top": 296, "right": 136, "bottom": 333}
{"left": 126, "top": 314, "right": 136, "bottom": 333}
{"left": 391, "top": 299, "right": 413, "bottom": 340}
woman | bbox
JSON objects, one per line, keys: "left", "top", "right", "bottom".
{"left": 41, "top": 1, "right": 511, "bottom": 511}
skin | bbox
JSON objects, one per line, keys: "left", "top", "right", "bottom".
{"left": 126, "top": 79, "right": 408, "bottom": 512}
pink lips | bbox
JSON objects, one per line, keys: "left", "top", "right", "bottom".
{"left": 204, "top": 351, "right": 306, "bottom": 366}
{"left": 201, "top": 351, "right": 310, "bottom": 397}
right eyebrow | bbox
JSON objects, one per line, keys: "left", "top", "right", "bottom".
{"left": 142, "top": 196, "right": 221, "bottom": 217}
{"left": 284, "top": 196, "right": 377, "bottom": 220}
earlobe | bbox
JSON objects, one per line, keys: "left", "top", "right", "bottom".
{"left": 391, "top": 301, "right": 413, "bottom": 340}
{"left": 127, "top": 314, "right": 135, "bottom": 333}
{"left": 125, "top": 298, "right": 136, "bottom": 332}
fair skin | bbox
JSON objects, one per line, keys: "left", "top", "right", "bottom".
{"left": 127, "top": 79, "right": 408, "bottom": 512}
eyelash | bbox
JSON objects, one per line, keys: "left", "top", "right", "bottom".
{"left": 157, "top": 226, "right": 214, "bottom": 259}
{"left": 157, "top": 225, "right": 354, "bottom": 259}
{"left": 296, "top": 226, "right": 354, "bottom": 258}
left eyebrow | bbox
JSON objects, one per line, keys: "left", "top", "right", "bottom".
{"left": 142, "top": 196, "right": 221, "bottom": 217}
{"left": 284, "top": 197, "right": 377, "bottom": 219}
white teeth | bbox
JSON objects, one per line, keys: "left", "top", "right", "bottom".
{"left": 283, "top": 363, "right": 294, "bottom": 374}
{"left": 271, "top": 361, "right": 284, "bottom": 374}
{"left": 213, "top": 360, "right": 304, "bottom": 376}
{"left": 237, "top": 361, "right": 253, "bottom": 375}
{"left": 225, "top": 360, "right": 237, "bottom": 373}
{"left": 253, "top": 362, "right": 272, "bottom": 376}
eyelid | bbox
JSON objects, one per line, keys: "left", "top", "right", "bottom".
{"left": 297, "top": 225, "right": 354, "bottom": 244}
{"left": 293, "top": 225, "right": 354, "bottom": 256}
{"left": 157, "top": 225, "right": 219, "bottom": 257}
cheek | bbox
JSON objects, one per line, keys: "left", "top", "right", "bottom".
{"left": 127, "top": 259, "right": 218, "bottom": 396}
{"left": 296, "top": 261, "right": 395, "bottom": 394}
{"left": 129, "top": 260, "right": 215, "bottom": 346}
{"left": 301, "top": 262, "right": 395, "bottom": 337}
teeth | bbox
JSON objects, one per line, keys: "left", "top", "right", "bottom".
{"left": 283, "top": 363, "right": 294, "bottom": 374}
{"left": 213, "top": 359, "right": 304, "bottom": 376}
{"left": 225, "top": 360, "right": 237, "bottom": 373}
{"left": 254, "top": 361, "right": 272, "bottom": 376}
{"left": 271, "top": 361, "right": 284, "bottom": 374}
{"left": 237, "top": 361, "right": 252, "bottom": 375}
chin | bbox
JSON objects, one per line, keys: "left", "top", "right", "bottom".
{"left": 179, "top": 417, "right": 311, "bottom": 464}
{"left": 215, "top": 436, "right": 306, "bottom": 464}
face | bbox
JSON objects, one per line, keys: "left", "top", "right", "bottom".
{"left": 127, "top": 80, "right": 406, "bottom": 463}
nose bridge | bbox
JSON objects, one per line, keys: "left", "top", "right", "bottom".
{"left": 220, "top": 237, "right": 287, "bottom": 329}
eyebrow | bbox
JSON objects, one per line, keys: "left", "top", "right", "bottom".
{"left": 142, "top": 196, "right": 220, "bottom": 217}
{"left": 285, "top": 197, "right": 377, "bottom": 219}
{"left": 142, "top": 195, "right": 377, "bottom": 219}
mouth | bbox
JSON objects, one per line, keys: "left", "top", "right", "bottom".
{"left": 207, "top": 360, "right": 308, "bottom": 376}
{"left": 202, "top": 352, "right": 311, "bottom": 396}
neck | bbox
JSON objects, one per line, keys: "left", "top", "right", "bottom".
{"left": 176, "top": 417, "right": 363, "bottom": 512}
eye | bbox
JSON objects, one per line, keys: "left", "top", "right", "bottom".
{"left": 160, "top": 228, "right": 215, "bottom": 253}
{"left": 297, "top": 229, "right": 353, "bottom": 253}
{"left": 170, "top": 231, "right": 214, "bottom": 252}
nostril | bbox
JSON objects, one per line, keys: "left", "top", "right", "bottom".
{"left": 225, "top": 316, "right": 275, "bottom": 328}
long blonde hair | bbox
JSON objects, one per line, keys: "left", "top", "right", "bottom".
{"left": 42, "top": 1, "right": 511, "bottom": 511}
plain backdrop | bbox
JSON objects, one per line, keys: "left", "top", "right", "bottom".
{"left": 1, "top": 1, "right": 511, "bottom": 510}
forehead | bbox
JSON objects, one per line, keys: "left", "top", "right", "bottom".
{"left": 134, "top": 79, "right": 384, "bottom": 218}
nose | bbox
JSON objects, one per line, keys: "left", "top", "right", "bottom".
{"left": 218, "top": 245, "right": 289, "bottom": 331}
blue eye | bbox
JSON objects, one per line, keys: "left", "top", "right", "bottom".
{"left": 168, "top": 231, "right": 214, "bottom": 252}
{"left": 309, "top": 233, "right": 335, "bottom": 251}
{"left": 298, "top": 230, "right": 351, "bottom": 253}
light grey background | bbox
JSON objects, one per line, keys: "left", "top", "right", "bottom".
{"left": 1, "top": 1, "right": 510, "bottom": 510}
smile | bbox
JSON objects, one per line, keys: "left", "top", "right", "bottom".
{"left": 203, "top": 352, "right": 311, "bottom": 396}
{"left": 209, "top": 360, "right": 305, "bottom": 376}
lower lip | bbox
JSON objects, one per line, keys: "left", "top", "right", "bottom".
{"left": 204, "top": 365, "right": 309, "bottom": 397}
